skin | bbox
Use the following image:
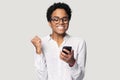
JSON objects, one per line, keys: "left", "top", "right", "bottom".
{"left": 31, "top": 9, "right": 75, "bottom": 67}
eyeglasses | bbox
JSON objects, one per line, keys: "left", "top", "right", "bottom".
{"left": 51, "top": 16, "right": 69, "bottom": 24}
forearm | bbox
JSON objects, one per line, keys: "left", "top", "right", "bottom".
{"left": 34, "top": 53, "right": 48, "bottom": 80}
{"left": 69, "top": 62, "right": 85, "bottom": 80}
{"left": 35, "top": 67, "right": 48, "bottom": 80}
{"left": 70, "top": 40, "right": 87, "bottom": 80}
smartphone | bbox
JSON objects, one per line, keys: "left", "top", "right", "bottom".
{"left": 62, "top": 46, "right": 72, "bottom": 54}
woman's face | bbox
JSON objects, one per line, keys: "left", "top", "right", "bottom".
{"left": 49, "top": 9, "right": 69, "bottom": 35}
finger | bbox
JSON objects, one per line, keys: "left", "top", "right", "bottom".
{"left": 60, "top": 53, "right": 68, "bottom": 61}
{"left": 33, "top": 36, "right": 41, "bottom": 42}
{"left": 69, "top": 49, "right": 73, "bottom": 53}
{"left": 35, "top": 36, "right": 40, "bottom": 39}
{"left": 60, "top": 53, "right": 64, "bottom": 60}
{"left": 62, "top": 49, "right": 70, "bottom": 54}
{"left": 61, "top": 51, "right": 69, "bottom": 58}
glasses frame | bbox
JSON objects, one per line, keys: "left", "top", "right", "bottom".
{"left": 50, "top": 16, "right": 69, "bottom": 24}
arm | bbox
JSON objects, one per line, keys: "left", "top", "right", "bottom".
{"left": 69, "top": 40, "right": 87, "bottom": 80}
{"left": 31, "top": 36, "right": 48, "bottom": 80}
{"left": 34, "top": 53, "right": 48, "bottom": 80}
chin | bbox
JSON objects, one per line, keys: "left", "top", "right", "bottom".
{"left": 55, "top": 29, "right": 67, "bottom": 35}
{"left": 57, "top": 32, "right": 66, "bottom": 35}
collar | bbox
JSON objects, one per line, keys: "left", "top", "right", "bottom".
{"left": 46, "top": 33, "right": 70, "bottom": 41}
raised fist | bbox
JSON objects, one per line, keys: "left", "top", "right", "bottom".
{"left": 31, "top": 36, "right": 42, "bottom": 54}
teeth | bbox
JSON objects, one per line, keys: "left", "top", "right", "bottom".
{"left": 57, "top": 26, "right": 64, "bottom": 29}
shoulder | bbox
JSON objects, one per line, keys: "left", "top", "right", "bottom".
{"left": 69, "top": 35, "right": 86, "bottom": 44}
{"left": 40, "top": 35, "right": 50, "bottom": 42}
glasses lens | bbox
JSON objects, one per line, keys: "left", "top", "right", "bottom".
{"left": 51, "top": 17, "right": 59, "bottom": 23}
{"left": 62, "top": 17, "right": 68, "bottom": 23}
{"left": 51, "top": 17, "right": 68, "bottom": 23}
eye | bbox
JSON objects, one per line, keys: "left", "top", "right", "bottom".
{"left": 53, "top": 18, "right": 59, "bottom": 21}
{"left": 63, "top": 18, "right": 68, "bottom": 22}
{"left": 63, "top": 18, "right": 68, "bottom": 21}
{"left": 51, "top": 17, "right": 59, "bottom": 21}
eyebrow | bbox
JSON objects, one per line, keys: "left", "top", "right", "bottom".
{"left": 52, "top": 16, "right": 68, "bottom": 18}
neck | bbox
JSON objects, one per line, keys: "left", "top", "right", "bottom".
{"left": 50, "top": 33, "right": 66, "bottom": 46}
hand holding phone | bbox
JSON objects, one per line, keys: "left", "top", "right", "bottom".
{"left": 62, "top": 46, "right": 72, "bottom": 54}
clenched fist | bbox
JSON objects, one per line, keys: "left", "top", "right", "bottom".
{"left": 31, "top": 36, "right": 42, "bottom": 54}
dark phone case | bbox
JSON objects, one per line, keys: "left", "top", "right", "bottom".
{"left": 62, "top": 46, "right": 72, "bottom": 54}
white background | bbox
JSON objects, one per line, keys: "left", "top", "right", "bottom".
{"left": 0, "top": 0, "right": 120, "bottom": 80}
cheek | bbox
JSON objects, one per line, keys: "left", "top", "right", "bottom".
{"left": 65, "top": 24, "right": 69, "bottom": 29}
{"left": 49, "top": 22, "right": 56, "bottom": 28}
{"left": 51, "top": 25, "right": 57, "bottom": 30}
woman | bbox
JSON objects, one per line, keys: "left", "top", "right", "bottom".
{"left": 31, "top": 2, "right": 87, "bottom": 80}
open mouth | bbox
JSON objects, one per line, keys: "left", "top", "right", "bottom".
{"left": 57, "top": 25, "right": 64, "bottom": 30}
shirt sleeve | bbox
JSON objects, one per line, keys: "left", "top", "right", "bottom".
{"left": 69, "top": 40, "right": 87, "bottom": 80}
{"left": 34, "top": 53, "right": 48, "bottom": 80}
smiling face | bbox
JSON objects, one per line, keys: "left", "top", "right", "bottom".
{"left": 49, "top": 9, "right": 69, "bottom": 35}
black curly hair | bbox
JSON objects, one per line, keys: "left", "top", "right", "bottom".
{"left": 46, "top": 2, "right": 72, "bottom": 22}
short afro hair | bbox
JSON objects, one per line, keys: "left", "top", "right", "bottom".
{"left": 46, "top": 2, "right": 72, "bottom": 22}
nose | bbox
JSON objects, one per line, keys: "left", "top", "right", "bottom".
{"left": 59, "top": 19, "right": 64, "bottom": 24}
